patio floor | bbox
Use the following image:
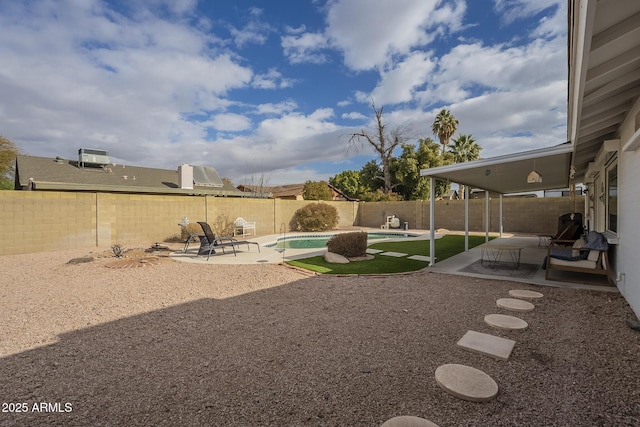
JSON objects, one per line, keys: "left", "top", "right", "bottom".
{"left": 170, "top": 230, "right": 619, "bottom": 293}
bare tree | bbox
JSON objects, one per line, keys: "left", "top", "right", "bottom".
{"left": 348, "top": 101, "right": 405, "bottom": 194}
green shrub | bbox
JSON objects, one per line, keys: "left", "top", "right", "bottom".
{"left": 327, "top": 232, "right": 368, "bottom": 257}
{"left": 293, "top": 203, "right": 339, "bottom": 232}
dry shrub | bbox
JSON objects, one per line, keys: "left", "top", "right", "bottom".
{"left": 210, "top": 214, "right": 235, "bottom": 238}
{"left": 293, "top": 203, "right": 339, "bottom": 232}
{"left": 180, "top": 223, "right": 203, "bottom": 240}
{"left": 327, "top": 232, "right": 367, "bottom": 257}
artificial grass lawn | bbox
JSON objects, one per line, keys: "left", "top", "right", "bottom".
{"left": 287, "top": 234, "right": 495, "bottom": 275}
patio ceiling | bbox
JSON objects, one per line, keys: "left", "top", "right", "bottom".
{"left": 420, "top": 143, "right": 573, "bottom": 195}
{"left": 570, "top": 0, "right": 640, "bottom": 180}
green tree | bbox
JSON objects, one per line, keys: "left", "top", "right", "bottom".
{"left": 0, "top": 135, "right": 20, "bottom": 190}
{"left": 431, "top": 109, "right": 459, "bottom": 156}
{"left": 303, "top": 180, "right": 333, "bottom": 201}
{"left": 395, "top": 138, "right": 453, "bottom": 200}
{"left": 359, "top": 160, "right": 384, "bottom": 193}
{"left": 348, "top": 101, "right": 406, "bottom": 194}
{"left": 448, "top": 134, "right": 482, "bottom": 199}
{"left": 329, "top": 170, "right": 361, "bottom": 199}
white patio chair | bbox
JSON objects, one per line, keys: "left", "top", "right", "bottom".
{"left": 234, "top": 217, "right": 256, "bottom": 237}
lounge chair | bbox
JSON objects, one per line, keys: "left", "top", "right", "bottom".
{"left": 538, "top": 212, "right": 583, "bottom": 246}
{"left": 197, "top": 221, "right": 260, "bottom": 260}
{"left": 179, "top": 223, "right": 204, "bottom": 253}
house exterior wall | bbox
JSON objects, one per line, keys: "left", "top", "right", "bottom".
{"left": 616, "top": 102, "right": 640, "bottom": 317}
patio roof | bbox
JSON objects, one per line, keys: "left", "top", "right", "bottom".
{"left": 420, "top": 143, "right": 573, "bottom": 195}
{"left": 569, "top": 0, "right": 640, "bottom": 180}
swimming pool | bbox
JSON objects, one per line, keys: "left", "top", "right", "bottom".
{"left": 265, "top": 232, "right": 420, "bottom": 249}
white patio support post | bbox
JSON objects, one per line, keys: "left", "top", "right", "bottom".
{"left": 430, "top": 177, "right": 436, "bottom": 266}
{"left": 499, "top": 194, "right": 503, "bottom": 237}
{"left": 485, "top": 190, "right": 489, "bottom": 242}
{"left": 464, "top": 185, "right": 469, "bottom": 251}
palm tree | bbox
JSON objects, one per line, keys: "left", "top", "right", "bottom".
{"left": 449, "top": 134, "right": 481, "bottom": 199}
{"left": 431, "top": 109, "right": 459, "bottom": 156}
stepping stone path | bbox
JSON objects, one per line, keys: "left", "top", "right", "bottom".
{"left": 484, "top": 314, "right": 528, "bottom": 330}
{"left": 380, "top": 416, "right": 440, "bottom": 427}
{"left": 457, "top": 330, "right": 516, "bottom": 360}
{"left": 496, "top": 297, "right": 535, "bottom": 312}
{"left": 407, "top": 255, "right": 430, "bottom": 262}
{"left": 509, "top": 289, "right": 544, "bottom": 300}
{"left": 380, "top": 251, "right": 408, "bottom": 257}
{"left": 433, "top": 288, "right": 542, "bottom": 405}
{"left": 435, "top": 364, "right": 499, "bottom": 402}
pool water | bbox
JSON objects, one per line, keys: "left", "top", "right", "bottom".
{"left": 265, "top": 232, "right": 419, "bottom": 249}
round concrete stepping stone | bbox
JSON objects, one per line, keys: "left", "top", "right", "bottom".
{"left": 484, "top": 313, "right": 528, "bottom": 330}
{"left": 496, "top": 298, "right": 534, "bottom": 312}
{"left": 509, "top": 289, "right": 544, "bottom": 300}
{"left": 435, "top": 364, "right": 498, "bottom": 402}
{"left": 381, "top": 415, "right": 440, "bottom": 427}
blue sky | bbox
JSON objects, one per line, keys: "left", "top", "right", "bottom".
{"left": 0, "top": 0, "right": 567, "bottom": 185}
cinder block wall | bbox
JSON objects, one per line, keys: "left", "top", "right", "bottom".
{"left": 0, "top": 190, "right": 583, "bottom": 255}
{"left": 359, "top": 196, "right": 585, "bottom": 234}
{"left": 0, "top": 191, "right": 96, "bottom": 255}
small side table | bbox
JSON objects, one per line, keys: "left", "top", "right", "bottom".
{"left": 480, "top": 244, "right": 523, "bottom": 269}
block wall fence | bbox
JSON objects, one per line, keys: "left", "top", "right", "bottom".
{"left": 0, "top": 190, "right": 584, "bottom": 256}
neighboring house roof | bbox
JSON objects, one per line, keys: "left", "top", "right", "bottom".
{"left": 237, "top": 182, "right": 358, "bottom": 201}
{"left": 14, "top": 154, "right": 244, "bottom": 196}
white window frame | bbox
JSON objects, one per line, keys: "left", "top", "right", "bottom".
{"left": 605, "top": 158, "right": 618, "bottom": 235}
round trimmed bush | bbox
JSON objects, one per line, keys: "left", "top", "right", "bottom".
{"left": 293, "top": 203, "right": 339, "bottom": 232}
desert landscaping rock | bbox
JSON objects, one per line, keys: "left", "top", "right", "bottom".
{"left": 2, "top": 246, "right": 640, "bottom": 426}
{"left": 435, "top": 364, "right": 499, "bottom": 402}
{"left": 497, "top": 297, "right": 535, "bottom": 312}
{"left": 484, "top": 313, "right": 528, "bottom": 330}
{"left": 324, "top": 251, "right": 350, "bottom": 264}
{"left": 380, "top": 415, "right": 440, "bottom": 427}
{"left": 509, "top": 289, "right": 544, "bottom": 299}
{"left": 67, "top": 257, "right": 94, "bottom": 264}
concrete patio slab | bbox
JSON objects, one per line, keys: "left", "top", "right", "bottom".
{"left": 509, "top": 289, "right": 544, "bottom": 299}
{"left": 435, "top": 364, "right": 499, "bottom": 402}
{"left": 497, "top": 298, "right": 535, "bottom": 312}
{"left": 484, "top": 314, "right": 528, "bottom": 330}
{"left": 456, "top": 330, "right": 516, "bottom": 360}
{"left": 381, "top": 415, "right": 440, "bottom": 427}
{"left": 366, "top": 248, "right": 384, "bottom": 254}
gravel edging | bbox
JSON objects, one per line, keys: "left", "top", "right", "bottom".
{"left": 1, "top": 247, "right": 639, "bottom": 426}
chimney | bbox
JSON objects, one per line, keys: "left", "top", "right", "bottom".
{"left": 178, "top": 164, "right": 194, "bottom": 189}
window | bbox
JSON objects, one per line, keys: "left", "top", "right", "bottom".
{"left": 606, "top": 161, "right": 618, "bottom": 234}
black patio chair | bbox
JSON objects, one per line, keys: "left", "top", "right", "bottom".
{"left": 196, "top": 221, "right": 260, "bottom": 260}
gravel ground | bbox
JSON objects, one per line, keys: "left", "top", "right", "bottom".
{"left": 1, "top": 246, "right": 639, "bottom": 427}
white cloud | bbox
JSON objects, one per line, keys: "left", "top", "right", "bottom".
{"left": 228, "top": 7, "right": 273, "bottom": 48}
{"left": 341, "top": 112, "right": 367, "bottom": 120}
{"left": 493, "top": 0, "right": 563, "bottom": 25}
{"left": 325, "top": 0, "right": 465, "bottom": 71}
{"left": 210, "top": 114, "right": 252, "bottom": 132}
{"left": 254, "top": 101, "right": 299, "bottom": 115}
{"left": 252, "top": 68, "right": 295, "bottom": 89}
{"left": 281, "top": 32, "right": 330, "bottom": 64}
{"left": 368, "top": 52, "right": 436, "bottom": 104}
